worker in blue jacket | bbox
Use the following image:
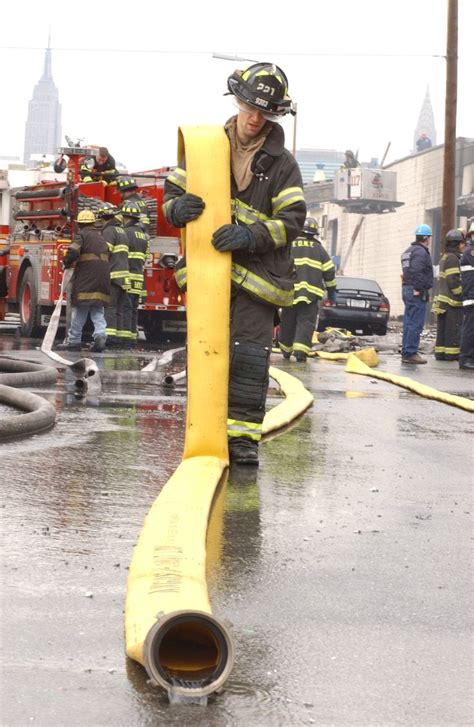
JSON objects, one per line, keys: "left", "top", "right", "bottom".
{"left": 400, "top": 223, "right": 434, "bottom": 364}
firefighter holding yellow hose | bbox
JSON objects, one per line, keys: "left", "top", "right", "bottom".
{"left": 163, "top": 62, "right": 306, "bottom": 465}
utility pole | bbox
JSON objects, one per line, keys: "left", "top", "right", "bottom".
{"left": 441, "top": 0, "right": 458, "bottom": 251}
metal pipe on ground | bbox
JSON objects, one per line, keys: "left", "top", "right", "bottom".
{"left": 161, "top": 370, "right": 186, "bottom": 388}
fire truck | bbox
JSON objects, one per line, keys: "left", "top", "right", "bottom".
{"left": 0, "top": 146, "right": 186, "bottom": 341}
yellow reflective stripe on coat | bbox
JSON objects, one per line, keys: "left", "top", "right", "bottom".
{"left": 326, "top": 279, "right": 337, "bottom": 288}
{"left": 77, "top": 292, "right": 109, "bottom": 302}
{"left": 264, "top": 219, "right": 286, "bottom": 248}
{"left": 175, "top": 267, "right": 187, "bottom": 289}
{"left": 441, "top": 267, "right": 461, "bottom": 276}
{"left": 293, "top": 295, "right": 314, "bottom": 305}
{"left": 271, "top": 186, "right": 305, "bottom": 215}
{"left": 322, "top": 260, "right": 335, "bottom": 272}
{"left": 167, "top": 166, "right": 187, "bottom": 191}
{"left": 294, "top": 280, "right": 324, "bottom": 297}
{"left": 294, "top": 257, "right": 323, "bottom": 269}
{"left": 174, "top": 262, "right": 293, "bottom": 307}
{"left": 227, "top": 419, "right": 262, "bottom": 441}
{"left": 110, "top": 244, "right": 129, "bottom": 254}
{"left": 436, "top": 294, "right": 463, "bottom": 307}
{"left": 128, "top": 252, "right": 147, "bottom": 260}
{"left": 110, "top": 270, "right": 129, "bottom": 280}
{"left": 231, "top": 262, "right": 293, "bottom": 307}
{"left": 232, "top": 198, "right": 268, "bottom": 225}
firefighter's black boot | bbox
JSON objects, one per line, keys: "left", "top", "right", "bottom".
{"left": 90, "top": 335, "right": 106, "bottom": 352}
{"left": 229, "top": 437, "right": 259, "bottom": 466}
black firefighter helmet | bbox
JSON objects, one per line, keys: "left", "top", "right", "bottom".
{"left": 445, "top": 228, "right": 465, "bottom": 247}
{"left": 226, "top": 62, "right": 295, "bottom": 121}
{"left": 302, "top": 217, "right": 320, "bottom": 239}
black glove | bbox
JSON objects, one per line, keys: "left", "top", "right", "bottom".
{"left": 212, "top": 224, "right": 256, "bottom": 253}
{"left": 170, "top": 193, "right": 205, "bottom": 227}
{"left": 327, "top": 289, "right": 337, "bottom": 304}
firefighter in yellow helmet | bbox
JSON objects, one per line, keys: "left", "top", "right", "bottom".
{"left": 162, "top": 62, "right": 306, "bottom": 465}
{"left": 57, "top": 210, "right": 110, "bottom": 352}
{"left": 117, "top": 176, "right": 151, "bottom": 233}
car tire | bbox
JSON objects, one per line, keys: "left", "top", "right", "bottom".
{"left": 372, "top": 325, "right": 387, "bottom": 336}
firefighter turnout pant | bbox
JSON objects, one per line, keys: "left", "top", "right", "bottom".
{"left": 460, "top": 305, "right": 474, "bottom": 366}
{"left": 435, "top": 306, "right": 463, "bottom": 360}
{"left": 228, "top": 288, "right": 273, "bottom": 444}
{"left": 105, "top": 283, "right": 132, "bottom": 345}
{"left": 128, "top": 293, "right": 140, "bottom": 343}
{"left": 279, "top": 300, "right": 319, "bottom": 358}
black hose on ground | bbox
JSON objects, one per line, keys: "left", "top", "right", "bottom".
{"left": 0, "top": 358, "right": 58, "bottom": 387}
{"left": 0, "top": 357, "right": 58, "bottom": 440}
{"left": 0, "top": 384, "right": 56, "bottom": 440}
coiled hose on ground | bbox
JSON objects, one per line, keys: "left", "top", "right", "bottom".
{"left": 0, "top": 358, "right": 57, "bottom": 440}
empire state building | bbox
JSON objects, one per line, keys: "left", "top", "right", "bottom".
{"left": 23, "top": 42, "right": 62, "bottom": 165}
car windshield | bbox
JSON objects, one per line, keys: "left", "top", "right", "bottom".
{"left": 336, "top": 277, "right": 383, "bottom": 294}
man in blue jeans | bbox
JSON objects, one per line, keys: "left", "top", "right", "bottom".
{"left": 400, "top": 223, "right": 434, "bottom": 364}
{"left": 58, "top": 210, "right": 110, "bottom": 352}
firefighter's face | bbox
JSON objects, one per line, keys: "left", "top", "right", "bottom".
{"left": 96, "top": 154, "right": 107, "bottom": 164}
{"left": 236, "top": 103, "right": 267, "bottom": 143}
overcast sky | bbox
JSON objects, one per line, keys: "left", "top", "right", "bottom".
{"left": 1, "top": 0, "right": 472, "bottom": 171}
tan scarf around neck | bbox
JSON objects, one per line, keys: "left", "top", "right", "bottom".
{"left": 225, "top": 116, "right": 271, "bottom": 192}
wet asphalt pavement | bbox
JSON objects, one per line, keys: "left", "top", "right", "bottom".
{"left": 0, "top": 327, "right": 473, "bottom": 726}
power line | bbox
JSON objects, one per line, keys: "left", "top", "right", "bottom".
{"left": 0, "top": 45, "right": 446, "bottom": 59}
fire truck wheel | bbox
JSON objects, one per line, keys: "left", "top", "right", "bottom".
{"left": 19, "top": 267, "right": 41, "bottom": 337}
{"left": 142, "top": 322, "right": 163, "bottom": 343}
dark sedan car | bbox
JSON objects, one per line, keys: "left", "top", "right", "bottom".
{"left": 317, "top": 276, "right": 390, "bottom": 335}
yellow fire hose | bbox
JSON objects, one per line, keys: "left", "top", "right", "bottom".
{"left": 125, "top": 126, "right": 233, "bottom": 700}
{"left": 312, "top": 348, "right": 379, "bottom": 367}
{"left": 272, "top": 346, "right": 380, "bottom": 368}
{"left": 346, "top": 353, "right": 474, "bottom": 413}
{"left": 125, "top": 126, "right": 315, "bottom": 701}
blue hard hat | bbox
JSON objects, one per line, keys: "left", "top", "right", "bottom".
{"left": 415, "top": 223, "right": 432, "bottom": 236}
